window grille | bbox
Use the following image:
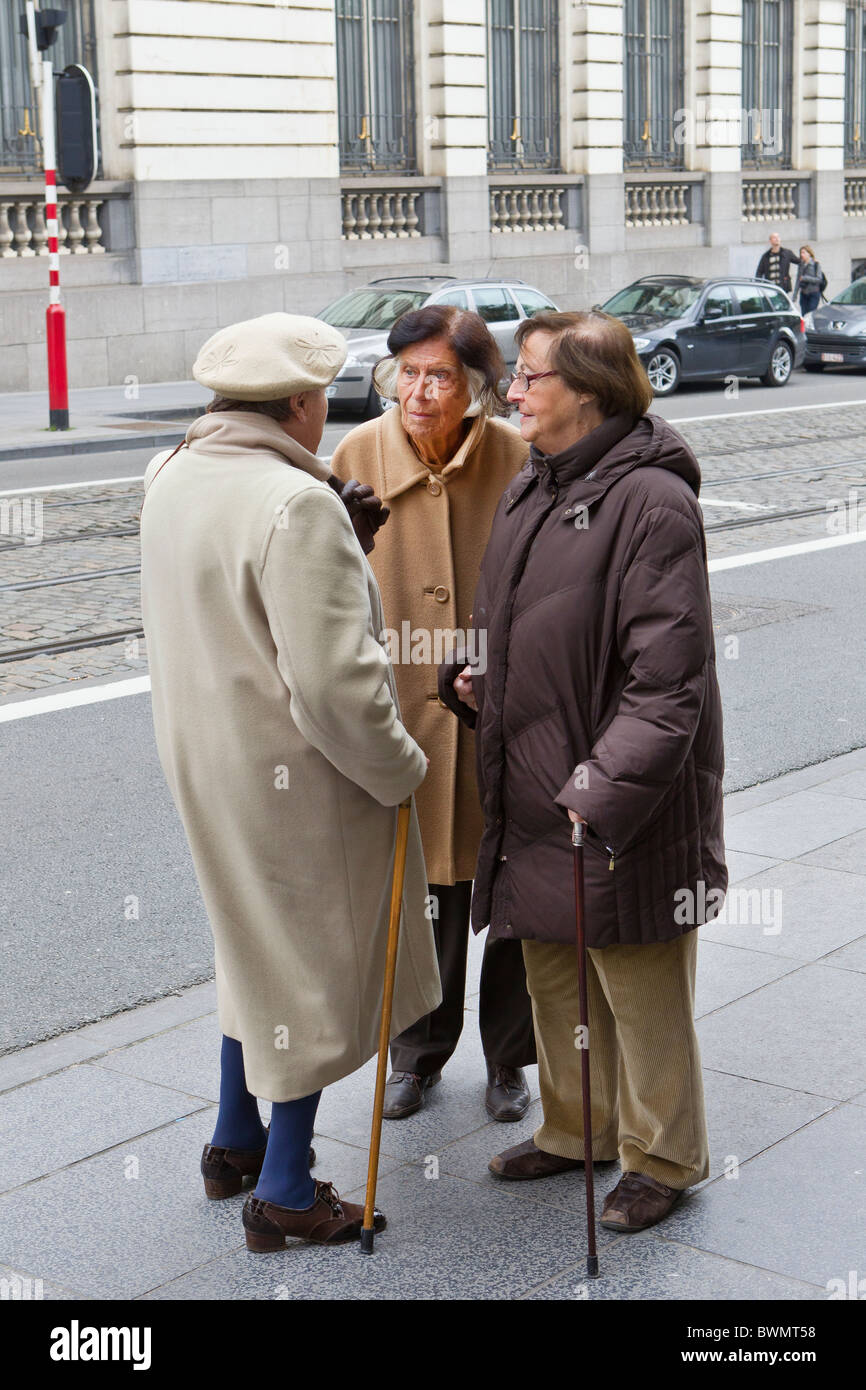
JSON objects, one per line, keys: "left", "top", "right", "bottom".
{"left": 741, "top": 0, "right": 793, "bottom": 167}
{"left": 336, "top": 0, "right": 416, "bottom": 174}
{"left": 623, "top": 0, "right": 685, "bottom": 169}
{"left": 1, "top": 0, "right": 98, "bottom": 176}
{"left": 487, "top": 0, "right": 560, "bottom": 171}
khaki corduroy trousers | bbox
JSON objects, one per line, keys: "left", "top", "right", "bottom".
{"left": 521, "top": 931, "right": 710, "bottom": 1190}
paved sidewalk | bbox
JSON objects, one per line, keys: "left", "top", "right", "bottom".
{"left": 0, "top": 748, "right": 863, "bottom": 1302}
{"left": 0, "top": 382, "right": 210, "bottom": 461}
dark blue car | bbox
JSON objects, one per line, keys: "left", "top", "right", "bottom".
{"left": 599, "top": 275, "right": 806, "bottom": 396}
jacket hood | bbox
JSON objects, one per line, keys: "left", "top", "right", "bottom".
{"left": 184, "top": 410, "right": 330, "bottom": 482}
{"left": 527, "top": 412, "right": 701, "bottom": 506}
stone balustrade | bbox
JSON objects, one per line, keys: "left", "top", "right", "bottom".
{"left": 489, "top": 185, "right": 566, "bottom": 232}
{"left": 0, "top": 194, "right": 109, "bottom": 257}
{"left": 844, "top": 176, "right": 866, "bottom": 217}
{"left": 340, "top": 188, "right": 422, "bottom": 240}
{"left": 741, "top": 179, "right": 801, "bottom": 222}
{"left": 624, "top": 181, "right": 692, "bottom": 227}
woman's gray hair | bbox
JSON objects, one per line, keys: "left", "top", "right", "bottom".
{"left": 370, "top": 304, "right": 510, "bottom": 417}
{"left": 372, "top": 356, "right": 490, "bottom": 418}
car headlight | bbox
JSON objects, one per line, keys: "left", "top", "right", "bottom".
{"left": 632, "top": 337, "right": 651, "bottom": 351}
{"left": 336, "top": 354, "right": 361, "bottom": 377}
{"left": 803, "top": 313, "right": 815, "bottom": 332}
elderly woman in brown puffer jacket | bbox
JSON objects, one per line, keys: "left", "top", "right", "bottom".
{"left": 440, "top": 310, "right": 727, "bottom": 1235}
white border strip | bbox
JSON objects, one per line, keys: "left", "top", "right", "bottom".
{"left": 0, "top": 674, "right": 150, "bottom": 723}
{"left": 1, "top": 531, "right": 864, "bottom": 723}
{"left": 708, "top": 529, "right": 866, "bottom": 571}
{"left": 0, "top": 475, "right": 145, "bottom": 497}
{"left": 669, "top": 396, "right": 866, "bottom": 424}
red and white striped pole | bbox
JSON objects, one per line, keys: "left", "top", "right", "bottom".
{"left": 42, "top": 54, "right": 69, "bottom": 430}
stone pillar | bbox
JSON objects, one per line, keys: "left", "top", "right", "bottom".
{"left": 801, "top": 0, "right": 846, "bottom": 243}
{"left": 570, "top": 1, "right": 625, "bottom": 257}
{"left": 423, "top": 0, "right": 490, "bottom": 264}
{"left": 692, "top": 0, "right": 743, "bottom": 253}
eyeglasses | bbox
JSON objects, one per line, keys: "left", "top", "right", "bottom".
{"left": 509, "top": 368, "right": 559, "bottom": 392}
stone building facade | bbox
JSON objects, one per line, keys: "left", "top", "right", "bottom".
{"left": 2, "top": 0, "right": 866, "bottom": 390}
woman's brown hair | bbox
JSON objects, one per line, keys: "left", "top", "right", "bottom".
{"left": 514, "top": 310, "right": 654, "bottom": 419}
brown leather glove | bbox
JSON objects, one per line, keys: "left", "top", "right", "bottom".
{"left": 326, "top": 474, "right": 390, "bottom": 555}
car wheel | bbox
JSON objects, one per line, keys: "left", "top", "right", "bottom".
{"left": 804, "top": 362, "right": 824, "bottom": 373}
{"left": 645, "top": 348, "right": 680, "bottom": 396}
{"left": 762, "top": 340, "right": 794, "bottom": 387}
{"left": 360, "top": 383, "right": 383, "bottom": 420}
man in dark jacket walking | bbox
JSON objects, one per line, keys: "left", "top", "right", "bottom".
{"left": 756, "top": 231, "right": 799, "bottom": 292}
{"left": 440, "top": 310, "right": 727, "bottom": 1234}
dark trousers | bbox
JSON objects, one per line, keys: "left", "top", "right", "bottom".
{"left": 390, "top": 881, "right": 537, "bottom": 1076}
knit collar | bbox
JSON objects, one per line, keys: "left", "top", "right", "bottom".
{"left": 185, "top": 411, "right": 330, "bottom": 482}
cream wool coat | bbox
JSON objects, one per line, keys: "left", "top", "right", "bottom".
{"left": 331, "top": 407, "right": 529, "bottom": 884}
{"left": 140, "top": 411, "right": 441, "bottom": 1102}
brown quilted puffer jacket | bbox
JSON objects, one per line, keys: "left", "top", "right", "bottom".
{"left": 438, "top": 410, "right": 727, "bottom": 948}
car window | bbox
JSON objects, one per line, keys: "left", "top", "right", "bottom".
{"left": 513, "top": 287, "right": 556, "bottom": 318}
{"left": 433, "top": 290, "right": 470, "bottom": 308}
{"left": 765, "top": 287, "right": 793, "bottom": 312}
{"left": 601, "top": 282, "right": 702, "bottom": 320}
{"left": 703, "top": 286, "right": 734, "bottom": 317}
{"left": 318, "top": 288, "right": 428, "bottom": 329}
{"left": 472, "top": 287, "right": 520, "bottom": 323}
{"left": 734, "top": 287, "right": 769, "bottom": 315}
{"left": 831, "top": 279, "right": 866, "bottom": 306}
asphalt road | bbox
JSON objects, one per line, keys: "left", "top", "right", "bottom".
{"left": 4, "top": 366, "right": 866, "bottom": 493}
{"left": 1, "top": 535, "right": 864, "bottom": 1051}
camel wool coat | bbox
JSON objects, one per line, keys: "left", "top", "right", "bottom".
{"left": 331, "top": 407, "right": 529, "bottom": 884}
{"left": 140, "top": 411, "right": 442, "bottom": 1102}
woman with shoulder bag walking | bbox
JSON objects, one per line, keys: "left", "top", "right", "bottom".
{"left": 795, "top": 245, "right": 826, "bottom": 313}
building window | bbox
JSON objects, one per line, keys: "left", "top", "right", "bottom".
{"left": 845, "top": 1, "right": 866, "bottom": 165}
{"left": 623, "top": 0, "right": 684, "bottom": 169}
{"left": 1, "top": 0, "right": 98, "bottom": 177}
{"left": 741, "top": 0, "right": 793, "bottom": 167}
{"left": 487, "top": 0, "right": 560, "bottom": 171}
{"left": 335, "top": 0, "right": 416, "bottom": 174}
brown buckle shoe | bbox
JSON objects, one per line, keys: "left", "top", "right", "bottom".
{"left": 242, "top": 1181, "right": 386, "bottom": 1251}
{"left": 201, "top": 1132, "right": 316, "bottom": 1200}
{"left": 488, "top": 1137, "right": 585, "bottom": 1181}
{"left": 600, "top": 1171, "right": 684, "bottom": 1232}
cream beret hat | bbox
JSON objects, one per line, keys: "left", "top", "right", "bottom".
{"left": 192, "top": 312, "right": 348, "bottom": 400}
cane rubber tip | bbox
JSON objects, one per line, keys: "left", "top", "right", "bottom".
{"left": 587, "top": 1255, "right": 599, "bottom": 1277}
{"left": 360, "top": 1228, "right": 375, "bottom": 1254}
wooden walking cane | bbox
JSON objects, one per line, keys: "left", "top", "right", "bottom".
{"left": 572, "top": 820, "right": 599, "bottom": 1277}
{"left": 361, "top": 796, "right": 412, "bottom": 1254}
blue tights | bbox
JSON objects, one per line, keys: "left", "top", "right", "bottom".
{"left": 210, "top": 1035, "right": 320, "bottom": 1209}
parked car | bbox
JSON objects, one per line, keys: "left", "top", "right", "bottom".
{"left": 317, "top": 276, "right": 559, "bottom": 415}
{"left": 803, "top": 277, "right": 866, "bottom": 371}
{"left": 599, "top": 275, "right": 806, "bottom": 396}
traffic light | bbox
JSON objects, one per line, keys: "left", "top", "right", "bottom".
{"left": 19, "top": 8, "right": 67, "bottom": 51}
{"left": 56, "top": 64, "right": 97, "bottom": 191}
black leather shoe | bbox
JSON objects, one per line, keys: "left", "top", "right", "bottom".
{"left": 485, "top": 1062, "right": 530, "bottom": 1122}
{"left": 382, "top": 1070, "right": 441, "bottom": 1120}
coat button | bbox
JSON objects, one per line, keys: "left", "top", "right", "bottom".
{"left": 427, "top": 477, "right": 442, "bottom": 496}
{"left": 433, "top": 585, "right": 449, "bottom": 603}
{"left": 499, "top": 854, "right": 507, "bottom": 862}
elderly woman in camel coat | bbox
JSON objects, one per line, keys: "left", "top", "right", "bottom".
{"left": 140, "top": 312, "right": 440, "bottom": 1250}
{"left": 331, "top": 304, "right": 536, "bottom": 1125}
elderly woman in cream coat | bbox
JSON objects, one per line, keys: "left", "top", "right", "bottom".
{"left": 140, "top": 313, "right": 440, "bottom": 1251}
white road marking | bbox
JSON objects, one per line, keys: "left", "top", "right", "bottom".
{"left": 668, "top": 396, "right": 866, "bottom": 424}
{"left": 700, "top": 498, "right": 775, "bottom": 510}
{"left": 0, "top": 476, "right": 145, "bottom": 497}
{"left": 2, "top": 532, "right": 864, "bottom": 723}
{"left": 708, "top": 529, "right": 866, "bottom": 571}
{"left": 0, "top": 675, "right": 151, "bottom": 723}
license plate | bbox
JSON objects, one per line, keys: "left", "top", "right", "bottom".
{"left": 325, "top": 385, "right": 338, "bottom": 397}
{"left": 821, "top": 352, "right": 844, "bottom": 363}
